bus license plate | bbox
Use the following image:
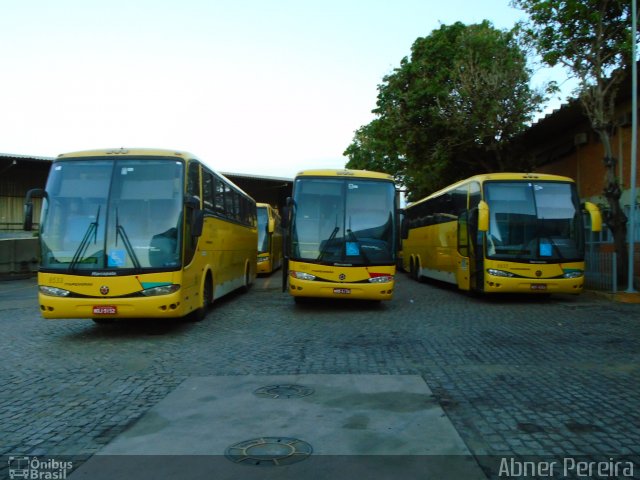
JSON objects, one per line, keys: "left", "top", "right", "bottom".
{"left": 93, "top": 305, "right": 117, "bottom": 315}
{"left": 333, "top": 288, "right": 351, "bottom": 295}
{"left": 530, "top": 284, "right": 547, "bottom": 291}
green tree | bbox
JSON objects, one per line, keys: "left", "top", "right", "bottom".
{"left": 344, "top": 21, "right": 544, "bottom": 201}
{"left": 512, "top": 0, "right": 637, "bottom": 285}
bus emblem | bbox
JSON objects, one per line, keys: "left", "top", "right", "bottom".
{"left": 339, "top": 274, "right": 346, "bottom": 281}
{"left": 535, "top": 270, "right": 542, "bottom": 277}
{"left": 100, "top": 285, "right": 110, "bottom": 295}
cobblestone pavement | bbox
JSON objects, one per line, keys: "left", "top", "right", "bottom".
{"left": 1, "top": 273, "right": 639, "bottom": 479}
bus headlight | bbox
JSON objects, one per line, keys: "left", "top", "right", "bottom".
{"left": 562, "top": 270, "right": 583, "bottom": 279}
{"left": 39, "top": 286, "right": 71, "bottom": 297}
{"left": 141, "top": 284, "right": 181, "bottom": 296}
{"left": 257, "top": 257, "right": 269, "bottom": 263}
{"left": 368, "top": 275, "right": 394, "bottom": 283}
{"left": 487, "top": 269, "right": 515, "bottom": 277}
{"left": 290, "top": 271, "right": 316, "bottom": 281}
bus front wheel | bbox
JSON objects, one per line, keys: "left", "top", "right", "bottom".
{"left": 241, "top": 263, "right": 252, "bottom": 293}
{"left": 188, "top": 276, "right": 213, "bottom": 322}
{"left": 411, "top": 258, "right": 422, "bottom": 282}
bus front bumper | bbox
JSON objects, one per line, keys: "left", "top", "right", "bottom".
{"left": 38, "top": 290, "right": 188, "bottom": 319}
{"left": 288, "top": 278, "right": 395, "bottom": 301}
{"left": 483, "top": 276, "right": 584, "bottom": 294}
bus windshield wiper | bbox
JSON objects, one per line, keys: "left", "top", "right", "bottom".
{"left": 317, "top": 226, "right": 339, "bottom": 261}
{"left": 347, "top": 228, "right": 370, "bottom": 265}
{"left": 115, "top": 208, "right": 142, "bottom": 270}
{"left": 68, "top": 206, "right": 100, "bottom": 271}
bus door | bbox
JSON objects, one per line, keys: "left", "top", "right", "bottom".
{"left": 456, "top": 211, "right": 471, "bottom": 291}
{"left": 457, "top": 204, "right": 486, "bottom": 291}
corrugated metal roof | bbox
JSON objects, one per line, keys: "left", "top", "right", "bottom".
{"left": 221, "top": 171, "right": 293, "bottom": 182}
{"left": 0, "top": 153, "right": 55, "bottom": 162}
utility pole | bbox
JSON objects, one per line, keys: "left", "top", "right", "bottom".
{"left": 627, "top": 0, "right": 638, "bottom": 293}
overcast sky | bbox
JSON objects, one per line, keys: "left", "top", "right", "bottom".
{"left": 1, "top": 0, "right": 570, "bottom": 178}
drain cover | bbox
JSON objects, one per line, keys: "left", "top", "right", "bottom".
{"left": 225, "top": 437, "right": 313, "bottom": 466}
{"left": 254, "top": 384, "right": 314, "bottom": 399}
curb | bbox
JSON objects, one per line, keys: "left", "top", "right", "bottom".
{"left": 586, "top": 289, "right": 640, "bottom": 304}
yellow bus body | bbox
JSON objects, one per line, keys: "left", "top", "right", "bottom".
{"left": 257, "top": 203, "right": 283, "bottom": 274}
{"left": 33, "top": 148, "right": 256, "bottom": 320}
{"left": 402, "top": 172, "right": 601, "bottom": 295}
{"left": 286, "top": 169, "right": 398, "bottom": 301}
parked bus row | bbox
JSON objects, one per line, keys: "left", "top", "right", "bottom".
{"left": 23, "top": 149, "right": 602, "bottom": 322}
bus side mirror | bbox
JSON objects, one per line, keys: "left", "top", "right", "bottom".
{"left": 23, "top": 188, "right": 44, "bottom": 231}
{"left": 477, "top": 200, "right": 489, "bottom": 232}
{"left": 193, "top": 211, "right": 204, "bottom": 237}
{"left": 583, "top": 201, "right": 602, "bottom": 232}
{"left": 185, "top": 195, "right": 203, "bottom": 237}
{"left": 400, "top": 217, "right": 409, "bottom": 240}
{"left": 281, "top": 197, "right": 294, "bottom": 228}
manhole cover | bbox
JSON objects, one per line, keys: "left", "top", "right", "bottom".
{"left": 254, "top": 384, "right": 314, "bottom": 399}
{"left": 225, "top": 437, "right": 313, "bottom": 466}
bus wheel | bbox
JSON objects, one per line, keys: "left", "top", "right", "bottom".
{"left": 241, "top": 264, "right": 252, "bottom": 293}
{"left": 92, "top": 318, "right": 116, "bottom": 325}
{"left": 189, "top": 276, "right": 213, "bottom": 322}
{"left": 411, "top": 258, "right": 421, "bottom": 282}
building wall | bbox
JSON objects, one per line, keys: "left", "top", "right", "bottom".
{"left": 533, "top": 100, "right": 639, "bottom": 208}
{"left": 0, "top": 157, "right": 50, "bottom": 230}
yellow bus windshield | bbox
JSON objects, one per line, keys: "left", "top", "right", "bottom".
{"left": 484, "top": 181, "right": 584, "bottom": 262}
{"left": 40, "top": 157, "right": 184, "bottom": 272}
{"left": 290, "top": 177, "right": 396, "bottom": 266}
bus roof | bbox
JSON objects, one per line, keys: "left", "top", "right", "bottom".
{"left": 407, "top": 172, "right": 577, "bottom": 208}
{"left": 295, "top": 169, "right": 394, "bottom": 181}
{"left": 56, "top": 147, "right": 195, "bottom": 159}
{"left": 55, "top": 147, "right": 254, "bottom": 201}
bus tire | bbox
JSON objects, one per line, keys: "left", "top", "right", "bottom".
{"left": 241, "top": 263, "right": 252, "bottom": 293}
{"left": 412, "top": 257, "right": 422, "bottom": 282}
{"left": 188, "top": 275, "right": 213, "bottom": 322}
{"left": 409, "top": 258, "right": 417, "bottom": 281}
{"left": 92, "top": 318, "right": 115, "bottom": 325}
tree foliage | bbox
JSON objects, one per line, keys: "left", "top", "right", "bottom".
{"left": 344, "top": 21, "right": 545, "bottom": 201}
{"left": 512, "top": 0, "right": 638, "bottom": 284}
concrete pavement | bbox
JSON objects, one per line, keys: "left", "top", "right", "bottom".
{"left": 70, "top": 375, "right": 485, "bottom": 479}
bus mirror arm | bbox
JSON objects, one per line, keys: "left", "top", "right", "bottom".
{"left": 23, "top": 188, "right": 45, "bottom": 231}
{"left": 184, "top": 195, "right": 200, "bottom": 208}
{"left": 583, "top": 201, "right": 602, "bottom": 232}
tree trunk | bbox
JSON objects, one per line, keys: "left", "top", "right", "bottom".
{"left": 599, "top": 130, "right": 629, "bottom": 287}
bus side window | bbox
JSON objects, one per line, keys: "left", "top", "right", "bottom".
{"left": 203, "top": 171, "right": 214, "bottom": 211}
{"left": 187, "top": 162, "right": 200, "bottom": 199}
{"left": 214, "top": 176, "right": 225, "bottom": 216}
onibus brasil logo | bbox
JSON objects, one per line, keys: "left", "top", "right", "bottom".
{"left": 7, "top": 456, "right": 73, "bottom": 479}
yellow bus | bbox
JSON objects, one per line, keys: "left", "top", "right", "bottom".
{"left": 283, "top": 169, "right": 398, "bottom": 301}
{"left": 24, "top": 148, "right": 257, "bottom": 322}
{"left": 401, "top": 172, "right": 602, "bottom": 294}
{"left": 256, "top": 203, "right": 283, "bottom": 274}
